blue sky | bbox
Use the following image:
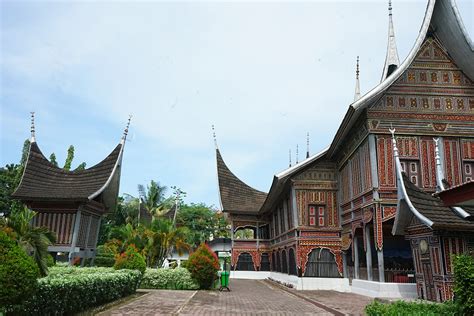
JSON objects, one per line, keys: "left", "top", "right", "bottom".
{"left": 1, "top": 0, "right": 472, "bottom": 208}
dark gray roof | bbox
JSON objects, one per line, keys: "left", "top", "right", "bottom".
{"left": 13, "top": 141, "right": 123, "bottom": 205}
{"left": 402, "top": 174, "right": 474, "bottom": 230}
{"left": 216, "top": 149, "right": 267, "bottom": 214}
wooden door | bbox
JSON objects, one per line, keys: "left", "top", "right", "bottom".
{"left": 422, "top": 261, "right": 435, "bottom": 301}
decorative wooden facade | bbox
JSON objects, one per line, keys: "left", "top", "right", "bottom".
{"left": 216, "top": 0, "right": 473, "bottom": 302}
{"left": 12, "top": 114, "right": 129, "bottom": 264}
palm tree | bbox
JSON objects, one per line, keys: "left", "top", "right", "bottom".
{"left": 138, "top": 181, "right": 170, "bottom": 219}
{"left": 0, "top": 206, "right": 56, "bottom": 276}
{"left": 145, "top": 218, "right": 190, "bottom": 268}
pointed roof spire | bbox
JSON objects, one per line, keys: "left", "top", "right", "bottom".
{"left": 212, "top": 125, "right": 218, "bottom": 149}
{"left": 30, "top": 112, "right": 36, "bottom": 143}
{"left": 289, "top": 149, "right": 292, "bottom": 168}
{"left": 433, "top": 138, "right": 446, "bottom": 192}
{"left": 296, "top": 144, "right": 299, "bottom": 164}
{"left": 121, "top": 115, "right": 132, "bottom": 144}
{"left": 306, "top": 132, "right": 310, "bottom": 158}
{"left": 354, "top": 56, "right": 361, "bottom": 101}
{"left": 381, "top": 0, "right": 400, "bottom": 81}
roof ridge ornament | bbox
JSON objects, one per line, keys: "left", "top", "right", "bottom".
{"left": 121, "top": 115, "right": 132, "bottom": 144}
{"left": 296, "top": 144, "right": 299, "bottom": 164}
{"left": 306, "top": 132, "right": 310, "bottom": 158}
{"left": 289, "top": 149, "right": 292, "bottom": 167}
{"left": 354, "top": 56, "right": 361, "bottom": 101}
{"left": 381, "top": 0, "right": 400, "bottom": 82}
{"left": 433, "top": 138, "right": 445, "bottom": 192}
{"left": 212, "top": 125, "right": 218, "bottom": 149}
{"left": 30, "top": 112, "right": 36, "bottom": 143}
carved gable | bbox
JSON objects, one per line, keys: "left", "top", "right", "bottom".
{"left": 368, "top": 37, "right": 474, "bottom": 135}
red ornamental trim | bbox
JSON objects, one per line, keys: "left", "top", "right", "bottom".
{"left": 382, "top": 206, "right": 397, "bottom": 220}
{"left": 368, "top": 111, "right": 474, "bottom": 122}
{"left": 375, "top": 206, "right": 383, "bottom": 251}
{"left": 297, "top": 245, "right": 343, "bottom": 276}
{"left": 232, "top": 250, "right": 260, "bottom": 271}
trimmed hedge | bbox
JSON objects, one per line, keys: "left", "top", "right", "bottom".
{"left": 365, "top": 300, "right": 460, "bottom": 316}
{"left": 11, "top": 266, "right": 141, "bottom": 315}
{"left": 141, "top": 268, "right": 199, "bottom": 290}
{"left": 94, "top": 245, "right": 115, "bottom": 267}
{"left": 0, "top": 231, "right": 39, "bottom": 311}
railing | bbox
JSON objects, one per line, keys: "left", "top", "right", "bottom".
{"left": 347, "top": 266, "right": 416, "bottom": 283}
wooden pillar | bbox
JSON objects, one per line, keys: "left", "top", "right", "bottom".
{"left": 68, "top": 208, "right": 82, "bottom": 265}
{"left": 378, "top": 248, "right": 385, "bottom": 282}
{"left": 256, "top": 221, "right": 260, "bottom": 249}
{"left": 354, "top": 236, "right": 360, "bottom": 279}
{"left": 342, "top": 252, "right": 348, "bottom": 278}
{"left": 365, "top": 225, "right": 373, "bottom": 281}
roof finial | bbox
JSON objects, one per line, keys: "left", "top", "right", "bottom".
{"left": 306, "top": 132, "right": 310, "bottom": 158}
{"left": 381, "top": 0, "right": 400, "bottom": 81}
{"left": 30, "top": 112, "right": 36, "bottom": 142}
{"left": 433, "top": 138, "right": 445, "bottom": 192}
{"left": 354, "top": 56, "right": 361, "bottom": 101}
{"left": 296, "top": 144, "right": 299, "bottom": 164}
{"left": 212, "top": 125, "right": 218, "bottom": 149}
{"left": 289, "top": 149, "right": 292, "bottom": 168}
{"left": 389, "top": 126, "right": 398, "bottom": 157}
{"left": 122, "top": 115, "right": 132, "bottom": 144}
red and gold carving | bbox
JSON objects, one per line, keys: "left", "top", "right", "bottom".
{"left": 382, "top": 206, "right": 396, "bottom": 220}
{"left": 420, "top": 138, "right": 436, "bottom": 189}
{"left": 374, "top": 206, "right": 383, "bottom": 250}
{"left": 232, "top": 250, "right": 260, "bottom": 271}
{"left": 341, "top": 233, "right": 352, "bottom": 251}
{"left": 444, "top": 139, "right": 461, "bottom": 186}
{"left": 432, "top": 123, "right": 448, "bottom": 132}
{"left": 362, "top": 208, "right": 373, "bottom": 224}
{"left": 377, "top": 136, "right": 395, "bottom": 188}
{"left": 461, "top": 139, "right": 474, "bottom": 159}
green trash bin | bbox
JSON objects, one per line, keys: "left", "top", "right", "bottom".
{"left": 219, "top": 271, "right": 230, "bottom": 291}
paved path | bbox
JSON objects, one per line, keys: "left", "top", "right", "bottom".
{"left": 99, "top": 279, "right": 370, "bottom": 315}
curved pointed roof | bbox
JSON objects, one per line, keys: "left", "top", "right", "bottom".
{"left": 13, "top": 140, "right": 124, "bottom": 212}
{"left": 216, "top": 148, "right": 267, "bottom": 214}
{"left": 381, "top": 0, "right": 400, "bottom": 81}
{"left": 328, "top": 0, "right": 474, "bottom": 157}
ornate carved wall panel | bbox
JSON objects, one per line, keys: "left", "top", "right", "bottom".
{"left": 443, "top": 138, "right": 462, "bottom": 186}
{"left": 377, "top": 136, "right": 395, "bottom": 188}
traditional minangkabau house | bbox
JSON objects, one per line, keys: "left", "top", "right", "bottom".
{"left": 12, "top": 114, "right": 130, "bottom": 264}
{"left": 215, "top": 0, "right": 474, "bottom": 300}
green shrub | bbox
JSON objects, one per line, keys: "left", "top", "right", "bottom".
{"left": 114, "top": 246, "right": 146, "bottom": 275}
{"left": 94, "top": 245, "right": 115, "bottom": 267}
{"left": 14, "top": 266, "right": 141, "bottom": 315}
{"left": 141, "top": 268, "right": 199, "bottom": 290}
{"left": 185, "top": 243, "right": 219, "bottom": 289}
{"left": 454, "top": 254, "right": 474, "bottom": 314}
{"left": 46, "top": 253, "right": 55, "bottom": 267}
{"left": 365, "top": 300, "right": 460, "bottom": 316}
{"left": 0, "top": 231, "right": 39, "bottom": 312}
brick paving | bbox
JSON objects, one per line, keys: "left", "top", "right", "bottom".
{"left": 99, "top": 279, "right": 372, "bottom": 315}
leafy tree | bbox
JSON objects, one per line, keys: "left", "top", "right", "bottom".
{"left": 49, "top": 153, "right": 58, "bottom": 167}
{"left": 0, "top": 206, "right": 56, "bottom": 276}
{"left": 176, "top": 203, "right": 229, "bottom": 247}
{"left": 0, "top": 140, "right": 30, "bottom": 214}
{"left": 145, "top": 218, "right": 190, "bottom": 268}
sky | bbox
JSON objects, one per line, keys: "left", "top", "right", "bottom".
{"left": 1, "top": 0, "right": 473, "bottom": 208}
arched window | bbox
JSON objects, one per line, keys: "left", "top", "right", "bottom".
{"left": 236, "top": 253, "right": 255, "bottom": 271}
{"left": 260, "top": 253, "right": 271, "bottom": 271}
{"left": 276, "top": 251, "right": 281, "bottom": 272}
{"left": 281, "top": 250, "right": 288, "bottom": 274}
{"left": 288, "top": 248, "right": 297, "bottom": 276}
{"left": 304, "top": 248, "right": 340, "bottom": 277}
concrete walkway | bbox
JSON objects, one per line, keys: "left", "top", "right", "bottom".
{"left": 98, "top": 279, "right": 372, "bottom": 315}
